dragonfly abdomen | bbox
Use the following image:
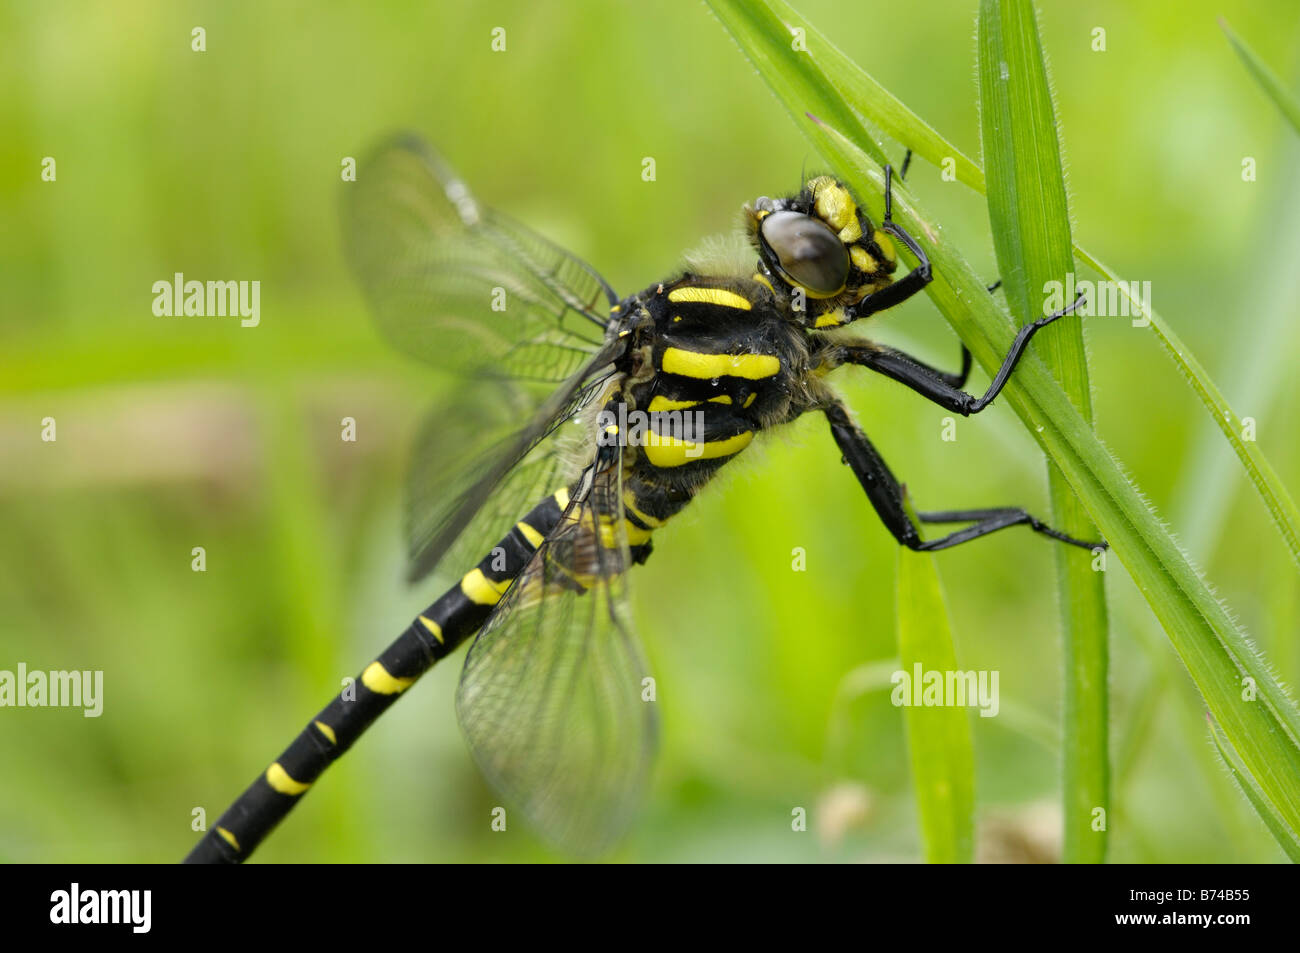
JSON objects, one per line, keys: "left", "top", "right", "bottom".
{"left": 184, "top": 489, "right": 573, "bottom": 863}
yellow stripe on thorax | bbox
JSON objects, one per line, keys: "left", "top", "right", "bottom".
{"left": 266, "top": 762, "right": 311, "bottom": 796}
{"left": 873, "top": 229, "right": 896, "bottom": 265}
{"left": 662, "top": 347, "right": 779, "bottom": 381}
{"left": 644, "top": 430, "right": 754, "bottom": 468}
{"left": 647, "top": 394, "right": 734, "bottom": 413}
{"left": 850, "top": 246, "right": 878, "bottom": 275}
{"left": 313, "top": 720, "right": 337, "bottom": 745}
{"left": 667, "top": 286, "right": 752, "bottom": 310}
{"left": 361, "top": 661, "right": 415, "bottom": 695}
{"left": 810, "top": 177, "right": 857, "bottom": 231}
{"left": 648, "top": 395, "right": 699, "bottom": 412}
{"left": 623, "top": 491, "right": 666, "bottom": 528}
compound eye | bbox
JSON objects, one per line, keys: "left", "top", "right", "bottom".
{"left": 759, "top": 210, "right": 849, "bottom": 297}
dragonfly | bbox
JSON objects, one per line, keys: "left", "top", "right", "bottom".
{"left": 184, "top": 134, "right": 1100, "bottom": 862}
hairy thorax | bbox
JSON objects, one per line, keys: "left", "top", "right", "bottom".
{"left": 611, "top": 273, "right": 813, "bottom": 527}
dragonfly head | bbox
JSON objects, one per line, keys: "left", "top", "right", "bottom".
{"left": 745, "top": 176, "right": 899, "bottom": 324}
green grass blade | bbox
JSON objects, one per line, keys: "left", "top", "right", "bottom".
{"left": 1209, "top": 718, "right": 1300, "bottom": 862}
{"left": 978, "top": 0, "right": 1079, "bottom": 380}
{"left": 896, "top": 519, "right": 976, "bottom": 864}
{"left": 762, "top": 0, "right": 985, "bottom": 190}
{"left": 705, "top": 0, "right": 1300, "bottom": 837}
{"left": 977, "top": 0, "right": 1109, "bottom": 865}
{"left": 1074, "top": 248, "right": 1300, "bottom": 569}
{"left": 760, "top": 0, "right": 1300, "bottom": 571}
{"left": 822, "top": 123, "right": 1300, "bottom": 838}
{"left": 1220, "top": 18, "right": 1300, "bottom": 136}
{"left": 703, "top": 0, "right": 887, "bottom": 169}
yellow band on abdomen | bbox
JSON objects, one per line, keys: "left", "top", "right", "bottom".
{"left": 461, "top": 568, "right": 510, "bottom": 606}
{"left": 417, "top": 615, "right": 444, "bottom": 643}
{"left": 216, "top": 827, "right": 240, "bottom": 851}
{"left": 266, "top": 762, "right": 311, "bottom": 796}
{"left": 361, "top": 661, "right": 415, "bottom": 695}
{"left": 515, "top": 520, "right": 545, "bottom": 548}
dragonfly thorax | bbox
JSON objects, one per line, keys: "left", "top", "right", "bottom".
{"left": 599, "top": 274, "right": 813, "bottom": 530}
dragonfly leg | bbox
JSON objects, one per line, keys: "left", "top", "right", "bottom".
{"left": 893, "top": 150, "right": 1003, "bottom": 296}
{"left": 823, "top": 401, "right": 1105, "bottom": 551}
{"left": 825, "top": 290, "right": 1084, "bottom": 416}
{"left": 839, "top": 164, "right": 933, "bottom": 323}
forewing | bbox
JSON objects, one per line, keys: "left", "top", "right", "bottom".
{"left": 343, "top": 133, "right": 614, "bottom": 383}
{"left": 343, "top": 134, "right": 632, "bottom": 580}
{"left": 454, "top": 454, "right": 658, "bottom": 854}
{"left": 404, "top": 340, "right": 623, "bottom": 583}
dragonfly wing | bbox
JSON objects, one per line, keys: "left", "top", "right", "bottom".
{"left": 343, "top": 133, "right": 614, "bottom": 383}
{"left": 454, "top": 450, "right": 658, "bottom": 854}
{"left": 342, "top": 133, "right": 634, "bottom": 581}
{"left": 405, "top": 338, "right": 624, "bottom": 583}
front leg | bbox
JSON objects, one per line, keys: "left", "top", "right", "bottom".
{"left": 839, "top": 164, "right": 933, "bottom": 323}
{"left": 823, "top": 401, "right": 1104, "bottom": 551}
{"left": 825, "top": 292, "right": 1084, "bottom": 415}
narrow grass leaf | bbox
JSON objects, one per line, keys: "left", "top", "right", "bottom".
{"left": 977, "top": 0, "right": 1109, "bottom": 865}
{"left": 1074, "top": 248, "right": 1300, "bottom": 569}
{"left": 704, "top": 0, "right": 1300, "bottom": 837}
{"left": 757, "top": 0, "right": 1300, "bottom": 571}
{"left": 1209, "top": 718, "right": 1300, "bottom": 862}
{"left": 763, "top": 0, "right": 985, "bottom": 190}
{"left": 704, "top": 0, "right": 887, "bottom": 168}
{"left": 1220, "top": 19, "right": 1300, "bottom": 136}
{"left": 896, "top": 524, "right": 975, "bottom": 863}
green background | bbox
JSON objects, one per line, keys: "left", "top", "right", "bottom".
{"left": 2, "top": 0, "right": 1298, "bottom": 862}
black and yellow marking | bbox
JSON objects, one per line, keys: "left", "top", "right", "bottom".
{"left": 625, "top": 276, "right": 792, "bottom": 475}
{"left": 647, "top": 394, "right": 734, "bottom": 412}
{"left": 622, "top": 489, "right": 668, "bottom": 529}
{"left": 814, "top": 308, "right": 847, "bottom": 329}
{"left": 190, "top": 146, "right": 1079, "bottom": 863}
{"left": 183, "top": 490, "right": 572, "bottom": 863}
{"left": 642, "top": 431, "right": 753, "bottom": 468}
{"left": 743, "top": 170, "right": 911, "bottom": 331}
{"left": 666, "top": 285, "right": 753, "bottom": 310}
{"left": 661, "top": 347, "right": 780, "bottom": 381}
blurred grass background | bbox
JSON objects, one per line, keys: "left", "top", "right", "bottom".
{"left": 1, "top": 0, "right": 1298, "bottom": 862}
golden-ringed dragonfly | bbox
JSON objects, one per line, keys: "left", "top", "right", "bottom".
{"left": 184, "top": 135, "right": 1101, "bottom": 862}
